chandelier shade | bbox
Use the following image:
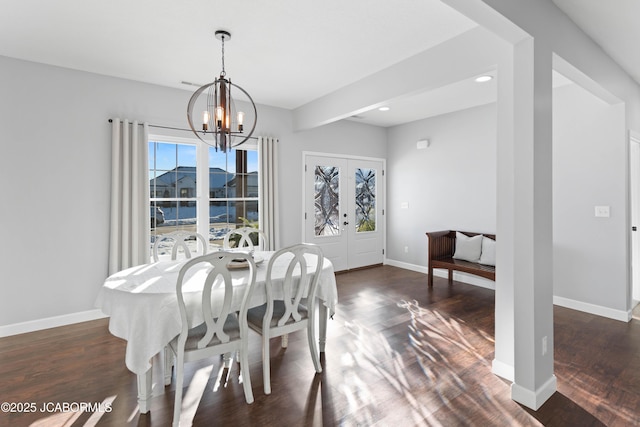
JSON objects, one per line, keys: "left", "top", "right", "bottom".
{"left": 187, "top": 30, "right": 257, "bottom": 152}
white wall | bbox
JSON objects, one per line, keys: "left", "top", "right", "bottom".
{"left": 385, "top": 86, "right": 630, "bottom": 319}
{"left": 0, "top": 47, "right": 634, "bottom": 331}
{"left": 553, "top": 83, "right": 628, "bottom": 315}
{"left": 385, "top": 103, "right": 497, "bottom": 268}
{"left": 0, "top": 55, "right": 386, "bottom": 332}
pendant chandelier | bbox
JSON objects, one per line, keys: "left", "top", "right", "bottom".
{"left": 187, "top": 30, "right": 257, "bottom": 152}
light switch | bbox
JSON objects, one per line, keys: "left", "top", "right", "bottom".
{"left": 400, "top": 202, "right": 409, "bottom": 209}
{"left": 595, "top": 206, "right": 610, "bottom": 217}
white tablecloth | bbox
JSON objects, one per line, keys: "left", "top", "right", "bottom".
{"left": 95, "top": 251, "right": 337, "bottom": 375}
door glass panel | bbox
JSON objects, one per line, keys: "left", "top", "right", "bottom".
{"left": 314, "top": 165, "right": 340, "bottom": 236}
{"left": 355, "top": 168, "right": 376, "bottom": 232}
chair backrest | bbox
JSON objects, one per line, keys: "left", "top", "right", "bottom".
{"left": 175, "top": 251, "right": 256, "bottom": 349}
{"left": 223, "top": 227, "right": 268, "bottom": 251}
{"left": 152, "top": 231, "right": 208, "bottom": 262}
{"left": 264, "top": 243, "right": 324, "bottom": 328}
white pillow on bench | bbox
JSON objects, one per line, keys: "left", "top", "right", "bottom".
{"left": 479, "top": 236, "right": 496, "bottom": 266}
{"left": 453, "top": 232, "right": 482, "bottom": 262}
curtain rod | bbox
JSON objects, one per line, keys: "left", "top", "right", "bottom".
{"left": 107, "top": 119, "right": 259, "bottom": 140}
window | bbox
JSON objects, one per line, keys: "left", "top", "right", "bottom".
{"left": 149, "top": 136, "right": 259, "bottom": 251}
{"left": 148, "top": 141, "right": 197, "bottom": 235}
{"left": 208, "top": 147, "right": 259, "bottom": 240}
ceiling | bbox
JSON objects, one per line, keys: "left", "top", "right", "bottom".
{"left": 0, "top": 0, "right": 637, "bottom": 128}
{"left": 552, "top": 0, "right": 640, "bottom": 86}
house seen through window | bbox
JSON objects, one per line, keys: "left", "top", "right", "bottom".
{"left": 149, "top": 137, "right": 259, "bottom": 253}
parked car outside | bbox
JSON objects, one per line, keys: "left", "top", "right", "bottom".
{"left": 151, "top": 206, "right": 165, "bottom": 228}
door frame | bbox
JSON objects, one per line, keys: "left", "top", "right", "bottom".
{"left": 301, "top": 151, "right": 387, "bottom": 268}
{"left": 630, "top": 130, "right": 640, "bottom": 305}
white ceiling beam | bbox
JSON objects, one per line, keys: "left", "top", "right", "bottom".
{"left": 442, "top": 0, "right": 531, "bottom": 45}
{"left": 292, "top": 26, "right": 507, "bottom": 131}
{"left": 553, "top": 53, "right": 621, "bottom": 105}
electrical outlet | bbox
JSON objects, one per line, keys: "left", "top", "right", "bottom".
{"left": 404, "top": 246, "right": 409, "bottom": 253}
{"left": 542, "top": 336, "right": 548, "bottom": 355}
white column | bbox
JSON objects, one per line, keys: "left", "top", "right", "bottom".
{"left": 508, "top": 36, "right": 556, "bottom": 410}
{"left": 443, "top": 0, "right": 559, "bottom": 411}
{"left": 492, "top": 41, "right": 516, "bottom": 382}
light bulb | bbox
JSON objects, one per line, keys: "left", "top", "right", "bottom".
{"left": 202, "top": 111, "right": 209, "bottom": 131}
{"left": 216, "top": 106, "right": 223, "bottom": 128}
{"left": 237, "top": 111, "right": 244, "bottom": 132}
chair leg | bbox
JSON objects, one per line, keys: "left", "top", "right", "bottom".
{"left": 263, "top": 334, "right": 272, "bottom": 395}
{"left": 307, "top": 323, "right": 322, "bottom": 373}
{"left": 238, "top": 344, "right": 254, "bottom": 404}
{"left": 164, "top": 346, "right": 174, "bottom": 386}
{"left": 223, "top": 351, "right": 235, "bottom": 369}
{"left": 172, "top": 351, "right": 185, "bottom": 427}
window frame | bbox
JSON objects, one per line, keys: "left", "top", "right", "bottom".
{"left": 148, "top": 133, "right": 259, "bottom": 251}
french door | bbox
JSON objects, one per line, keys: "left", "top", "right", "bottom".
{"left": 303, "top": 154, "right": 385, "bottom": 271}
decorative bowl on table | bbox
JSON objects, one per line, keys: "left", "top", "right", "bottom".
{"left": 226, "top": 249, "right": 263, "bottom": 269}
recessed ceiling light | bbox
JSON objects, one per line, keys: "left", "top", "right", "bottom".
{"left": 378, "top": 106, "right": 390, "bottom": 111}
{"left": 475, "top": 75, "right": 493, "bottom": 83}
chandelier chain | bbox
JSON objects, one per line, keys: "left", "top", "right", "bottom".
{"left": 220, "top": 34, "right": 226, "bottom": 77}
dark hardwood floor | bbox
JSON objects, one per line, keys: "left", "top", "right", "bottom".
{"left": 1, "top": 266, "right": 639, "bottom": 426}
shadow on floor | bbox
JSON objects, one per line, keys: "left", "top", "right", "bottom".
{"left": 522, "top": 393, "right": 606, "bottom": 427}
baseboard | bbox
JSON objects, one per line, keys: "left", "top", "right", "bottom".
{"left": 511, "top": 375, "right": 557, "bottom": 410}
{"left": 384, "top": 259, "right": 496, "bottom": 290}
{"left": 386, "top": 259, "right": 632, "bottom": 321}
{"left": 492, "top": 358, "right": 514, "bottom": 382}
{"left": 0, "top": 309, "right": 108, "bottom": 338}
{"left": 384, "top": 258, "right": 428, "bottom": 274}
{"left": 448, "top": 270, "right": 496, "bottom": 290}
{"left": 553, "top": 296, "right": 631, "bottom": 322}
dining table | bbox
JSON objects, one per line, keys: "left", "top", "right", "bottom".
{"left": 95, "top": 250, "right": 338, "bottom": 413}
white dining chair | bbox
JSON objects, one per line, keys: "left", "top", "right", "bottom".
{"left": 246, "top": 243, "right": 324, "bottom": 395}
{"left": 167, "top": 251, "right": 256, "bottom": 426}
{"left": 152, "top": 230, "right": 208, "bottom": 262}
{"left": 223, "top": 227, "right": 268, "bottom": 251}
{"left": 154, "top": 230, "right": 210, "bottom": 386}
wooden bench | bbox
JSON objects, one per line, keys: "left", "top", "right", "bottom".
{"left": 426, "top": 230, "right": 495, "bottom": 287}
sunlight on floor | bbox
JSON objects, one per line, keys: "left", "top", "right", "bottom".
{"left": 29, "top": 411, "right": 81, "bottom": 427}
{"left": 336, "top": 298, "right": 533, "bottom": 425}
{"left": 554, "top": 358, "right": 638, "bottom": 425}
{"left": 29, "top": 395, "right": 117, "bottom": 427}
{"left": 81, "top": 395, "right": 117, "bottom": 427}
{"left": 179, "top": 365, "right": 214, "bottom": 425}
